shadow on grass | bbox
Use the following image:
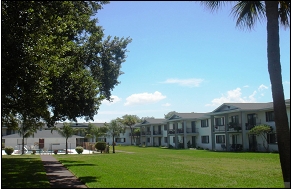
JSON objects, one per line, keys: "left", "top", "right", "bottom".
{"left": 79, "top": 176, "right": 101, "bottom": 184}
{"left": 2, "top": 156, "right": 50, "bottom": 188}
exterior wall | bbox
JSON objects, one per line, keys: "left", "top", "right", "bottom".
{"left": 196, "top": 118, "right": 212, "bottom": 150}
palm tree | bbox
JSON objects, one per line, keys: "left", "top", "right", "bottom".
{"left": 52, "top": 123, "right": 80, "bottom": 154}
{"left": 17, "top": 115, "right": 43, "bottom": 154}
{"left": 105, "top": 119, "right": 125, "bottom": 153}
{"left": 200, "top": 1, "right": 290, "bottom": 187}
{"left": 120, "top": 115, "right": 141, "bottom": 145}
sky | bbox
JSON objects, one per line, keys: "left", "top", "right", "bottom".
{"left": 78, "top": 1, "right": 290, "bottom": 123}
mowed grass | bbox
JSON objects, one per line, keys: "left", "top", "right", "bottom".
{"left": 54, "top": 146, "right": 284, "bottom": 188}
{"left": 1, "top": 155, "right": 50, "bottom": 188}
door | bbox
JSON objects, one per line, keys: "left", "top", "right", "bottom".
{"left": 248, "top": 134, "right": 257, "bottom": 152}
{"left": 39, "top": 139, "right": 44, "bottom": 149}
{"left": 158, "top": 137, "right": 161, "bottom": 146}
{"left": 191, "top": 121, "right": 196, "bottom": 133}
{"left": 192, "top": 136, "right": 196, "bottom": 148}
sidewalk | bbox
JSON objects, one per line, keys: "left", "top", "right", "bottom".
{"left": 41, "top": 155, "right": 88, "bottom": 188}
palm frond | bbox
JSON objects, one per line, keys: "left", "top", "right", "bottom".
{"left": 278, "top": 1, "right": 290, "bottom": 28}
{"left": 200, "top": 1, "right": 226, "bottom": 13}
{"left": 231, "top": 1, "right": 266, "bottom": 30}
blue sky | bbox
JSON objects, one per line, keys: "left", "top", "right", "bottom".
{"left": 78, "top": 1, "right": 290, "bottom": 123}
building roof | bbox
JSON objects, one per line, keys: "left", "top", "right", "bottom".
{"left": 140, "top": 118, "right": 167, "bottom": 125}
{"left": 2, "top": 130, "right": 84, "bottom": 139}
{"left": 168, "top": 113, "right": 209, "bottom": 120}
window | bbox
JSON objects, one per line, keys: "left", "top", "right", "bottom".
{"left": 147, "top": 138, "right": 150, "bottom": 143}
{"left": 267, "top": 133, "right": 277, "bottom": 144}
{"left": 216, "top": 135, "right": 225, "bottom": 143}
{"left": 173, "top": 136, "right": 175, "bottom": 143}
{"left": 201, "top": 136, "right": 209, "bottom": 143}
{"left": 201, "top": 119, "right": 208, "bottom": 127}
{"left": 115, "top": 138, "right": 126, "bottom": 143}
{"left": 164, "top": 125, "right": 168, "bottom": 130}
{"left": 215, "top": 117, "right": 224, "bottom": 126}
{"left": 164, "top": 137, "right": 167, "bottom": 143}
{"left": 266, "top": 111, "right": 274, "bottom": 122}
{"left": 230, "top": 115, "right": 239, "bottom": 124}
{"left": 97, "top": 138, "right": 106, "bottom": 142}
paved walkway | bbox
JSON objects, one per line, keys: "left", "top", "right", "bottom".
{"left": 41, "top": 155, "right": 88, "bottom": 188}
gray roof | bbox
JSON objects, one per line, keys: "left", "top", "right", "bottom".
{"left": 140, "top": 118, "right": 166, "bottom": 125}
{"left": 2, "top": 130, "right": 84, "bottom": 139}
{"left": 55, "top": 122, "right": 105, "bottom": 128}
{"left": 168, "top": 113, "right": 210, "bottom": 120}
{"left": 211, "top": 99, "right": 290, "bottom": 114}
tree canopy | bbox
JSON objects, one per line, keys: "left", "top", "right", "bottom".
{"left": 1, "top": 1, "right": 132, "bottom": 128}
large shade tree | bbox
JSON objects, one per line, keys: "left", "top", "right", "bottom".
{"left": 1, "top": 1, "right": 132, "bottom": 129}
{"left": 200, "top": 1, "right": 290, "bottom": 188}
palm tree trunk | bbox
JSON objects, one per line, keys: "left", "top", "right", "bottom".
{"left": 265, "top": 1, "right": 290, "bottom": 188}
{"left": 130, "top": 127, "right": 133, "bottom": 145}
{"left": 66, "top": 138, "right": 68, "bottom": 154}
{"left": 22, "top": 136, "right": 25, "bottom": 155}
{"left": 112, "top": 136, "right": 115, "bottom": 153}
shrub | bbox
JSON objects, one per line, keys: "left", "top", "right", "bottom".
{"left": 2, "top": 143, "right": 5, "bottom": 149}
{"left": 53, "top": 150, "right": 58, "bottom": 154}
{"left": 4, "top": 147, "right": 14, "bottom": 155}
{"left": 95, "top": 142, "right": 106, "bottom": 153}
{"left": 75, "top": 146, "right": 84, "bottom": 154}
{"left": 32, "top": 150, "right": 36, "bottom": 154}
{"left": 168, "top": 144, "right": 174, "bottom": 149}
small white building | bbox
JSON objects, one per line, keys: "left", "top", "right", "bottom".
{"left": 2, "top": 129, "right": 84, "bottom": 152}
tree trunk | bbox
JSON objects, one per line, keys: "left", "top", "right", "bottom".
{"left": 265, "top": 1, "right": 290, "bottom": 188}
{"left": 130, "top": 127, "right": 133, "bottom": 145}
{"left": 22, "top": 136, "right": 25, "bottom": 155}
{"left": 66, "top": 138, "right": 68, "bottom": 154}
{"left": 112, "top": 136, "right": 115, "bottom": 153}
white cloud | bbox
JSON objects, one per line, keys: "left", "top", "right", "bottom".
{"left": 101, "top": 95, "right": 122, "bottom": 106}
{"left": 258, "top": 84, "right": 268, "bottom": 91}
{"left": 243, "top": 85, "right": 249, "bottom": 88}
{"left": 124, "top": 91, "right": 166, "bottom": 106}
{"left": 205, "top": 88, "right": 257, "bottom": 107}
{"left": 162, "top": 78, "right": 204, "bottom": 87}
{"left": 162, "top": 103, "right": 171, "bottom": 107}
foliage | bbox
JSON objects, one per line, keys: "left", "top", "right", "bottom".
{"left": 249, "top": 124, "right": 273, "bottom": 152}
{"left": 105, "top": 119, "right": 125, "bottom": 153}
{"left": 54, "top": 150, "right": 58, "bottom": 155}
{"left": 2, "top": 142, "right": 5, "bottom": 148}
{"left": 75, "top": 146, "right": 84, "bottom": 154}
{"left": 51, "top": 123, "right": 81, "bottom": 154}
{"left": 164, "top": 111, "right": 177, "bottom": 119}
{"left": 83, "top": 123, "right": 107, "bottom": 142}
{"left": 95, "top": 142, "right": 106, "bottom": 153}
{"left": 119, "top": 115, "right": 141, "bottom": 145}
{"left": 200, "top": 1, "right": 290, "bottom": 187}
{"left": 1, "top": 155, "right": 51, "bottom": 188}
{"left": 1, "top": 1, "right": 132, "bottom": 128}
{"left": 4, "top": 147, "right": 14, "bottom": 155}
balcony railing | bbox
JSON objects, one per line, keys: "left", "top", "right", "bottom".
{"left": 227, "top": 123, "right": 242, "bottom": 132}
{"left": 186, "top": 128, "right": 198, "bottom": 133}
{"left": 168, "top": 129, "right": 175, "bottom": 134}
{"left": 177, "top": 128, "right": 184, "bottom": 134}
{"left": 146, "top": 131, "right": 151, "bottom": 135}
{"left": 153, "top": 131, "right": 162, "bottom": 135}
{"left": 213, "top": 125, "right": 225, "bottom": 132}
{"left": 245, "top": 122, "right": 261, "bottom": 130}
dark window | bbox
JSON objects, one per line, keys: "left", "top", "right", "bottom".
{"left": 230, "top": 115, "right": 239, "bottom": 124}
{"left": 266, "top": 111, "right": 274, "bottom": 122}
{"left": 215, "top": 117, "right": 224, "bottom": 126}
{"left": 164, "top": 137, "right": 167, "bottom": 143}
{"left": 147, "top": 138, "right": 150, "bottom": 143}
{"left": 173, "top": 136, "right": 175, "bottom": 143}
{"left": 201, "top": 120, "right": 208, "bottom": 127}
{"left": 164, "top": 125, "right": 168, "bottom": 130}
{"left": 201, "top": 136, "right": 209, "bottom": 143}
{"left": 216, "top": 135, "right": 225, "bottom": 143}
{"left": 267, "top": 133, "right": 277, "bottom": 144}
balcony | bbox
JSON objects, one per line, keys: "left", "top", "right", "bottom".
{"left": 153, "top": 131, "right": 162, "bottom": 135}
{"left": 177, "top": 128, "right": 184, "bottom": 134}
{"left": 245, "top": 122, "right": 261, "bottom": 130}
{"left": 213, "top": 125, "right": 225, "bottom": 132}
{"left": 168, "top": 129, "right": 175, "bottom": 135}
{"left": 227, "top": 123, "right": 242, "bottom": 132}
{"left": 186, "top": 128, "right": 198, "bottom": 133}
{"left": 146, "top": 131, "right": 151, "bottom": 135}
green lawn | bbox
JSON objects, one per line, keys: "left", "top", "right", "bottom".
{"left": 54, "top": 146, "right": 284, "bottom": 188}
{"left": 1, "top": 155, "right": 50, "bottom": 188}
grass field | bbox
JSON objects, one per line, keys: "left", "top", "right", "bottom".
{"left": 1, "top": 155, "right": 50, "bottom": 188}
{"left": 54, "top": 146, "right": 283, "bottom": 188}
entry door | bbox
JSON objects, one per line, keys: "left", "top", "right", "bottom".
{"left": 158, "top": 137, "right": 161, "bottom": 146}
{"left": 39, "top": 139, "right": 44, "bottom": 149}
{"left": 248, "top": 134, "right": 257, "bottom": 151}
{"left": 192, "top": 136, "right": 196, "bottom": 148}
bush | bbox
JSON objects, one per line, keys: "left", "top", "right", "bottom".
{"left": 75, "top": 146, "right": 84, "bottom": 154}
{"left": 95, "top": 142, "right": 106, "bottom": 153}
{"left": 2, "top": 143, "right": 5, "bottom": 149}
{"left": 4, "top": 147, "right": 14, "bottom": 155}
{"left": 31, "top": 150, "right": 36, "bottom": 154}
{"left": 53, "top": 150, "right": 58, "bottom": 154}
